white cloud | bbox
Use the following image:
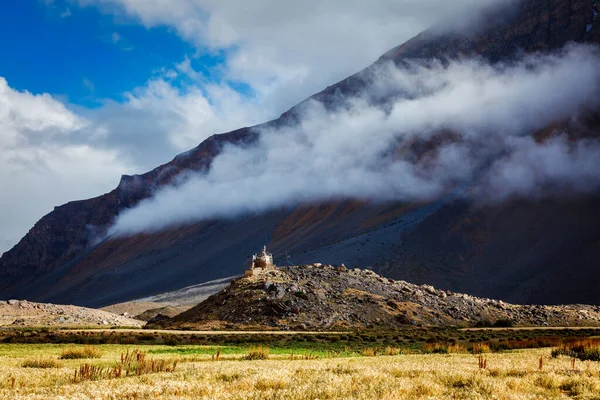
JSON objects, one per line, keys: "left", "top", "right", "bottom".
{"left": 0, "top": 78, "right": 134, "bottom": 254}
{"left": 0, "top": 77, "right": 84, "bottom": 146}
{"left": 77, "top": 0, "right": 517, "bottom": 115}
{"left": 0, "top": 66, "right": 268, "bottom": 253}
{"left": 482, "top": 136, "right": 600, "bottom": 201}
{"left": 110, "top": 44, "right": 600, "bottom": 236}
{"left": 118, "top": 76, "right": 267, "bottom": 151}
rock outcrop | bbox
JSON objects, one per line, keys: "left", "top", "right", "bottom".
{"left": 0, "top": 300, "right": 144, "bottom": 328}
{"left": 161, "top": 265, "right": 600, "bottom": 330}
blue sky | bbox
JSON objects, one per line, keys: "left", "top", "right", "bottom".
{"left": 0, "top": 1, "right": 213, "bottom": 106}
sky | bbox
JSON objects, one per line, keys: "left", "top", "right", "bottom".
{"left": 2, "top": 0, "right": 598, "bottom": 253}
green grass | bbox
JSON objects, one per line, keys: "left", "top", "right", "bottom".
{"left": 4, "top": 327, "right": 600, "bottom": 358}
{"left": 149, "top": 345, "right": 359, "bottom": 358}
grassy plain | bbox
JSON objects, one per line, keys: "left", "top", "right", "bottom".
{"left": 2, "top": 329, "right": 600, "bottom": 399}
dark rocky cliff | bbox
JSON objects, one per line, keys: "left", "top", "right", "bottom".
{"left": 1, "top": 0, "right": 599, "bottom": 306}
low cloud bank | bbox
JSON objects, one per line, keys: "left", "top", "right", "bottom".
{"left": 110, "top": 44, "right": 600, "bottom": 236}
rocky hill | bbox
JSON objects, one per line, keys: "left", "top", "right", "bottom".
{"left": 160, "top": 265, "right": 600, "bottom": 330}
{"left": 0, "top": 300, "right": 143, "bottom": 328}
{"left": 1, "top": 0, "right": 600, "bottom": 307}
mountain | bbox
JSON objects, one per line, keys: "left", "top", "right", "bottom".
{"left": 1, "top": 0, "right": 600, "bottom": 307}
{"left": 159, "top": 264, "right": 600, "bottom": 330}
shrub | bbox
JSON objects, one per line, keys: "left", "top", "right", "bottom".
{"left": 217, "top": 372, "right": 243, "bottom": 382}
{"left": 410, "top": 382, "right": 438, "bottom": 397}
{"left": 551, "top": 348, "right": 563, "bottom": 358}
{"left": 475, "top": 318, "right": 513, "bottom": 328}
{"left": 475, "top": 320, "right": 493, "bottom": 328}
{"left": 447, "top": 344, "right": 466, "bottom": 353}
{"left": 244, "top": 346, "right": 270, "bottom": 360}
{"left": 493, "top": 319, "right": 514, "bottom": 328}
{"left": 73, "top": 364, "right": 106, "bottom": 382}
{"left": 558, "top": 377, "right": 597, "bottom": 397}
{"left": 330, "top": 364, "right": 357, "bottom": 375}
{"left": 73, "top": 350, "right": 177, "bottom": 383}
{"left": 164, "top": 337, "right": 180, "bottom": 346}
{"left": 361, "top": 348, "right": 378, "bottom": 357}
{"left": 504, "top": 369, "right": 527, "bottom": 378}
{"left": 534, "top": 375, "right": 557, "bottom": 390}
{"left": 60, "top": 346, "right": 102, "bottom": 359}
{"left": 119, "top": 350, "right": 178, "bottom": 376}
{"left": 423, "top": 343, "right": 449, "bottom": 354}
{"left": 471, "top": 343, "right": 491, "bottom": 354}
{"left": 384, "top": 346, "right": 400, "bottom": 356}
{"left": 553, "top": 345, "right": 600, "bottom": 361}
{"left": 575, "top": 347, "right": 600, "bottom": 362}
{"left": 442, "top": 374, "right": 477, "bottom": 389}
{"left": 21, "top": 358, "right": 62, "bottom": 369}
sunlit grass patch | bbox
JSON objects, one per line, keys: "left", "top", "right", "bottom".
{"left": 254, "top": 377, "right": 287, "bottom": 391}
{"left": 244, "top": 346, "right": 270, "bottom": 360}
{"left": 72, "top": 350, "right": 178, "bottom": 383}
{"left": 3, "top": 339, "right": 600, "bottom": 399}
{"left": 21, "top": 358, "right": 62, "bottom": 368}
{"left": 60, "top": 346, "right": 102, "bottom": 359}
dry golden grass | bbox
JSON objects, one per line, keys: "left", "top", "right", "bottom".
{"left": 2, "top": 344, "right": 600, "bottom": 399}
{"left": 73, "top": 350, "right": 178, "bottom": 383}
{"left": 59, "top": 346, "right": 102, "bottom": 360}
{"left": 21, "top": 358, "right": 63, "bottom": 369}
{"left": 243, "top": 346, "right": 269, "bottom": 360}
{"left": 472, "top": 343, "right": 492, "bottom": 354}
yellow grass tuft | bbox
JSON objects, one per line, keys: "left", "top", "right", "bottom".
{"left": 60, "top": 346, "right": 102, "bottom": 359}
{"left": 254, "top": 378, "right": 286, "bottom": 391}
{"left": 243, "top": 346, "right": 270, "bottom": 360}
{"left": 472, "top": 343, "right": 491, "bottom": 354}
{"left": 73, "top": 350, "right": 177, "bottom": 383}
{"left": 21, "top": 358, "right": 62, "bottom": 369}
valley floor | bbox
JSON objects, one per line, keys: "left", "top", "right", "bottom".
{"left": 1, "top": 343, "right": 600, "bottom": 399}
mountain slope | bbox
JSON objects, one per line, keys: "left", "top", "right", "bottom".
{"left": 1, "top": 0, "right": 600, "bottom": 307}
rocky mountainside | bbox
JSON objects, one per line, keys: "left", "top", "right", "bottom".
{"left": 1, "top": 0, "right": 600, "bottom": 306}
{"left": 160, "top": 265, "right": 600, "bottom": 330}
{"left": 0, "top": 300, "right": 143, "bottom": 328}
